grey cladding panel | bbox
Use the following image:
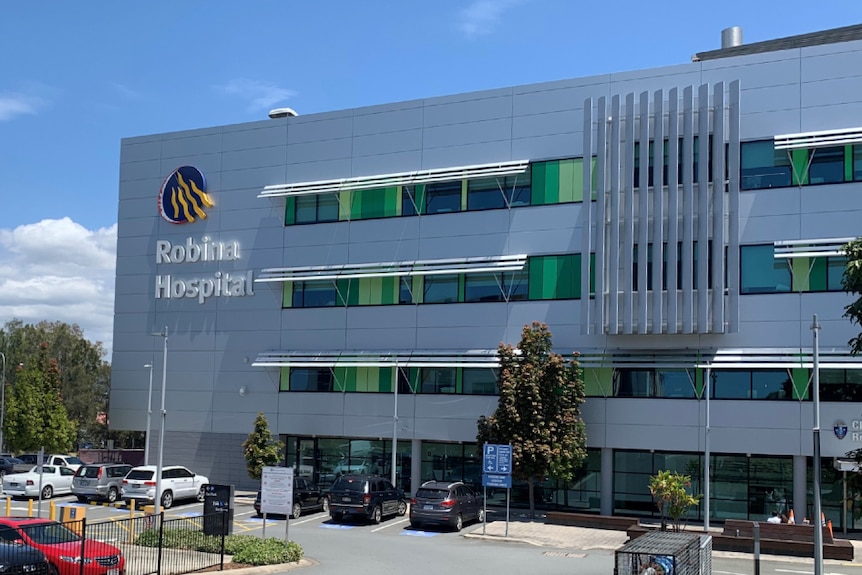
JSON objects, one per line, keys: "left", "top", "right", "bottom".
{"left": 423, "top": 95, "right": 513, "bottom": 127}
{"left": 422, "top": 118, "right": 512, "bottom": 149}
{"left": 512, "top": 110, "right": 581, "bottom": 140}
{"left": 352, "top": 107, "right": 424, "bottom": 136}
{"left": 287, "top": 116, "right": 353, "bottom": 144}
{"left": 352, "top": 129, "right": 423, "bottom": 157}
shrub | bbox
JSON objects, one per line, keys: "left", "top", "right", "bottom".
{"left": 134, "top": 529, "right": 302, "bottom": 565}
{"left": 232, "top": 537, "right": 303, "bottom": 566}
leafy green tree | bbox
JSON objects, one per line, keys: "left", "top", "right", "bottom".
{"left": 477, "top": 322, "right": 587, "bottom": 518}
{"left": 4, "top": 342, "right": 77, "bottom": 453}
{"left": 649, "top": 470, "right": 702, "bottom": 532}
{"left": 242, "top": 412, "right": 285, "bottom": 480}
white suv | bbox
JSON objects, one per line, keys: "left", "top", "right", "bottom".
{"left": 121, "top": 465, "right": 209, "bottom": 509}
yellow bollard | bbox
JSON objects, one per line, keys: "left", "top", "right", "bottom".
{"left": 27, "top": 499, "right": 32, "bottom": 517}
{"left": 5, "top": 497, "right": 9, "bottom": 517}
{"left": 49, "top": 501, "right": 55, "bottom": 521}
{"left": 128, "top": 499, "right": 136, "bottom": 544}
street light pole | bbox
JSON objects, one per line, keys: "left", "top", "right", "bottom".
{"left": 391, "top": 362, "right": 398, "bottom": 488}
{"left": 154, "top": 327, "right": 168, "bottom": 515}
{"left": 811, "top": 314, "right": 823, "bottom": 575}
{"left": 704, "top": 366, "right": 711, "bottom": 532}
{"left": 0, "top": 352, "right": 6, "bottom": 453}
{"left": 143, "top": 364, "right": 154, "bottom": 466}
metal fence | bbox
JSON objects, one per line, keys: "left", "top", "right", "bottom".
{"left": 14, "top": 511, "right": 229, "bottom": 575}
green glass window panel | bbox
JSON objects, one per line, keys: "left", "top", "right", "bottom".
{"left": 351, "top": 187, "right": 399, "bottom": 220}
{"left": 338, "top": 191, "right": 352, "bottom": 221}
{"left": 336, "top": 367, "right": 352, "bottom": 392}
{"left": 461, "top": 180, "right": 468, "bottom": 211}
{"left": 809, "top": 146, "right": 844, "bottom": 184}
{"left": 411, "top": 276, "right": 424, "bottom": 304}
{"left": 809, "top": 258, "right": 827, "bottom": 292}
{"left": 791, "top": 148, "right": 808, "bottom": 186}
{"left": 740, "top": 141, "right": 792, "bottom": 190}
{"left": 740, "top": 245, "right": 791, "bottom": 294}
{"left": 558, "top": 159, "right": 576, "bottom": 203}
{"left": 378, "top": 367, "right": 393, "bottom": 393}
{"left": 827, "top": 257, "right": 846, "bottom": 291}
{"left": 284, "top": 197, "right": 296, "bottom": 226}
{"left": 583, "top": 367, "right": 613, "bottom": 397}
{"left": 282, "top": 283, "right": 293, "bottom": 308}
{"left": 531, "top": 160, "right": 560, "bottom": 205}
{"left": 528, "top": 254, "right": 579, "bottom": 300}
{"left": 791, "top": 258, "right": 810, "bottom": 292}
{"left": 380, "top": 276, "right": 398, "bottom": 305}
{"left": 279, "top": 367, "right": 289, "bottom": 391}
{"left": 791, "top": 368, "right": 809, "bottom": 400}
{"left": 845, "top": 145, "right": 853, "bottom": 182}
{"left": 530, "top": 161, "right": 548, "bottom": 205}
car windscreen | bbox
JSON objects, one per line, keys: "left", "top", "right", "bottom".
{"left": 65, "top": 457, "right": 83, "bottom": 466}
{"left": 125, "top": 470, "right": 154, "bottom": 481}
{"left": 22, "top": 522, "right": 80, "bottom": 544}
{"left": 78, "top": 467, "right": 101, "bottom": 479}
{"left": 415, "top": 488, "right": 449, "bottom": 500}
{"left": 332, "top": 478, "right": 366, "bottom": 493}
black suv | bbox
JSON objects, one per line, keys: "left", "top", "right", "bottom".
{"left": 410, "top": 480, "right": 485, "bottom": 531}
{"left": 328, "top": 474, "right": 407, "bottom": 524}
{"left": 253, "top": 476, "right": 329, "bottom": 518}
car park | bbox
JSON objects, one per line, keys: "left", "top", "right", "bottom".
{"left": 72, "top": 463, "right": 132, "bottom": 504}
{"left": 121, "top": 465, "right": 209, "bottom": 509}
{"left": 409, "top": 480, "right": 485, "bottom": 531}
{"left": 253, "top": 476, "right": 329, "bottom": 518}
{"left": 0, "top": 517, "right": 124, "bottom": 575}
{"left": 2, "top": 466, "right": 76, "bottom": 499}
{"left": 328, "top": 474, "right": 407, "bottom": 524}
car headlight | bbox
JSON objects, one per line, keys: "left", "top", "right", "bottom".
{"left": 59, "top": 556, "right": 93, "bottom": 564}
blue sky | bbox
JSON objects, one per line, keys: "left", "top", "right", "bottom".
{"left": 1, "top": 0, "right": 861, "bottom": 356}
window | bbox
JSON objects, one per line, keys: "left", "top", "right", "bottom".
{"left": 528, "top": 254, "right": 580, "bottom": 300}
{"left": 854, "top": 145, "right": 862, "bottom": 181}
{"left": 292, "top": 281, "right": 339, "bottom": 307}
{"left": 425, "top": 181, "right": 461, "bottom": 214}
{"left": 398, "top": 277, "right": 414, "bottom": 304}
{"left": 466, "top": 172, "right": 531, "bottom": 210}
{"left": 820, "top": 369, "right": 862, "bottom": 401}
{"left": 656, "top": 369, "right": 696, "bottom": 398}
{"left": 613, "top": 369, "right": 695, "bottom": 398}
{"left": 462, "top": 369, "right": 498, "bottom": 395}
{"left": 712, "top": 369, "right": 792, "bottom": 400}
{"left": 614, "top": 370, "right": 652, "bottom": 397}
{"left": 464, "top": 271, "right": 527, "bottom": 303}
{"left": 740, "top": 245, "right": 791, "bottom": 294}
{"left": 420, "top": 368, "right": 456, "bottom": 393}
{"left": 402, "top": 186, "right": 420, "bottom": 216}
{"left": 295, "top": 194, "right": 339, "bottom": 223}
{"left": 741, "top": 141, "right": 792, "bottom": 190}
{"left": 809, "top": 146, "right": 844, "bottom": 184}
{"left": 827, "top": 257, "right": 846, "bottom": 291}
{"left": 423, "top": 274, "right": 459, "bottom": 304}
{"left": 290, "top": 368, "right": 334, "bottom": 392}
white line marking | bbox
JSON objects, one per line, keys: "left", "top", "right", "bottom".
{"left": 713, "top": 571, "right": 747, "bottom": 575}
{"left": 371, "top": 517, "right": 409, "bottom": 532}
{"left": 775, "top": 569, "right": 812, "bottom": 574}
{"left": 292, "top": 516, "right": 321, "bottom": 526}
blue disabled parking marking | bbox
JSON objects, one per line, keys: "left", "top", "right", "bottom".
{"left": 178, "top": 512, "right": 202, "bottom": 517}
{"left": 400, "top": 530, "right": 439, "bottom": 537}
{"left": 319, "top": 523, "right": 355, "bottom": 530}
{"left": 244, "top": 518, "right": 277, "bottom": 524}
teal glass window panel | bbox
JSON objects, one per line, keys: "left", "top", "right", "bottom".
{"left": 752, "top": 369, "right": 792, "bottom": 399}
{"left": 614, "top": 369, "right": 653, "bottom": 397}
{"left": 854, "top": 145, "right": 862, "bottom": 181}
{"left": 462, "top": 368, "right": 498, "bottom": 395}
{"left": 505, "top": 269, "right": 529, "bottom": 301}
{"left": 656, "top": 369, "right": 696, "bottom": 398}
{"left": 464, "top": 273, "right": 504, "bottom": 302}
{"left": 398, "top": 277, "right": 413, "bottom": 304}
{"left": 295, "top": 281, "right": 338, "bottom": 307}
{"left": 508, "top": 170, "right": 531, "bottom": 206}
{"left": 295, "top": 196, "right": 317, "bottom": 223}
{"left": 420, "top": 368, "right": 456, "bottom": 393}
{"left": 290, "top": 368, "right": 334, "bottom": 392}
{"left": 713, "top": 370, "right": 751, "bottom": 399}
{"left": 740, "top": 245, "right": 791, "bottom": 294}
{"left": 318, "top": 194, "right": 339, "bottom": 221}
{"left": 741, "top": 140, "right": 792, "bottom": 190}
{"left": 827, "top": 257, "right": 846, "bottom": 291}
{"left": 402, "top": 187, "right": 418, "bottom": 216}
{"left": 425, "top": 181, "right": 461, "bottom": 214}
{"left": 423, "top": 274, "right": 459, "bottom": 303}
{"left": 809, "top": 146, "right": 844, "bottom": 184}
{"left": 467, "top": 178, "right": 506, "bottom": 211}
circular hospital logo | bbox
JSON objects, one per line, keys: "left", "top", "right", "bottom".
{"left": 158, "top": 166, "right": 214, "bottom": 224}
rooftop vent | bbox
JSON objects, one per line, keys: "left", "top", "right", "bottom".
{"left": 268, "top": 107, "right": 298, "bottom": 119}
{"left": 721, "top": 26, "right": 743, "bottom": 48}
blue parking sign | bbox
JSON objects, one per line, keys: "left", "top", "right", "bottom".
{"left": 483, "top": 444, "right": 512, "bottom": 475}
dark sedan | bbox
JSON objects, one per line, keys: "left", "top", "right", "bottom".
{"left": 0, "top": 457, "right": 26, "bottom": 477}
{"left": 254, "top": 476, "right": 329, "bottom": 519}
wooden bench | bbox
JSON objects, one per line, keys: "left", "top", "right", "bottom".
{"left": 722, "top": 519, "right": 834, "bottom": 544}
{"left": 717, "top": 519, "right": 852, "bottom": 560}
{"left": 546, "top": 511, "right": 639, "bottom": 531}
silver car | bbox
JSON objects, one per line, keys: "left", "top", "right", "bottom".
{"left": 72, "top": 463, "right": 132, "bottom": 503}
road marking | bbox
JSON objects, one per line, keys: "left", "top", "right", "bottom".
{"left": 774, "top": 570, "right": 811, "bottom": 574}
{"left": 292, "top": 516, "right": 320, "bottom": 526}
{"left": 371, "top": 517, "right": 409, "bottom": 533}
{"left": 713, "top": 571, "right": 747, "bottom": 575}
{"left": 401, "top": 530, "right": 438, "bottom": 537}
{"left": 320, "top": 523, "right": 354, "bottom": 530}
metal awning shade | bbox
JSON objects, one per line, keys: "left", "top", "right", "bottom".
{"left": 258, "top": 160, "right": 530, "bottom": 198}
{"left": 252, "top": 349, "right": 501, "bottom": 368}
{"left": 577, "top": 348, "right": 862, "bottom": 369}
{"left": 255, "top": 254, "right": 528, "bottom": 283}
{"left": 774, "top": 127, "right": 862, "bottom": 150}
{"left": 773, "top": 237, "right": 855, "bottom": 259}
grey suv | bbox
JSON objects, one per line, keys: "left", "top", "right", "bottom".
{"left": 329, "top": 475, "right": 407, "bottom": 524}
{"left": 72, "top": 463, "right": 132, "bottom": 503}
{"left": 409, "top": 480, "right": 485, "bottom": 531}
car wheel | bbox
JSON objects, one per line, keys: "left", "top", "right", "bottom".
{"left": 161, "top": 490, "right": 173, "bottom": 509}
{"left": 454, "top": 513, "right": 463, "bottom": 532}
{"left": 477, "top": 507, "right": 486, "bottom": 523}
{"left": 410, "top": 520, "right": 421, "bottom": 529}
{"left": 331, "top": 512, "right": 343, "bottom": 523}
{"left": 76, "top": 496, "right": 88, "bottom": 503}
{"left": 321, "top": 497, "right": 330, "bottom": 513}
{"left": 107, "top": 487, "right": 118, "bottom": 503}
{"left": 397, "top": 500, "right": 407, "bottom": 516}
{"left": 371, "top": 505, "right": 382, "bottom": 524}
{"left": 41, "top": 485, "right": 53, "bottom": 500}
{"left": 292, "top": 503, "right": 302, "bottom": 519}
{"left": 256, "top": 511, "right": 262, "bottom": 518}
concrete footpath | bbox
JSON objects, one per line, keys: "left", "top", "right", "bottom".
{"left": 463, "top": 510, "right": 862, "bottom": 566}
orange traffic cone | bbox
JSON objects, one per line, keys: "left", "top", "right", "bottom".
{"left": 788, "top": 510, "right": 795, "bottom": 524}
{"left": 827, "top": 520, "right": 833, "bottom": 538}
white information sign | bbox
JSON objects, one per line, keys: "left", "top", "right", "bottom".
{"left": 261, "top": 466, "right": 294, "bottom": 516}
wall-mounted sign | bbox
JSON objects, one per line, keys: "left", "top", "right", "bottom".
{"left": 158, "top": 166, "right": 214, "bottom": 224}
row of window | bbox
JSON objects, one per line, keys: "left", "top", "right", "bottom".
{"left": 740, "top": 245, "right": 846, "bottom": 294}
{"left": 281, "top": 366, "right": 500, "bottom": 395}
{"left": 285, "top": 139, "right": 854, "bottom": 226}
{"left": 285, "top": 254, "right": 588, "bottom": 308}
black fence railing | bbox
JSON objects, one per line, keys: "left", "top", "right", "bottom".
{"left": 1, "top": 511, "right": 229, "bottom": 575}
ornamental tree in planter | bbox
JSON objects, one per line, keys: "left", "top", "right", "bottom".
{"left": 649, "top": 470, "right": 702, "bottom": 532}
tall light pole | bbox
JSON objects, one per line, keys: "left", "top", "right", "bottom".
{"left": 143, "top": 364, "right": 154, "bottom": 466}
{"left": 391, "top": 362, "right": 399, "bottom": 488}
{"left": 704, "top": 366, "right": 711, "bottom": 532}
{"left": 151, "top": 327, "right": 168, "bottom": 515}
{"left": 811, "top": 315, "right": 823, "bottom": 575}
{"left": 0, "top": 352, "right": 6, "bottom": 453}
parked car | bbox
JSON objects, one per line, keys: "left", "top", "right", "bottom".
{"left": 253, "top": 476, "right": 329, "bottom": 518}
{"left": 15, "top": 455, "right": 83, "bottom": 473}
{"left": 0, "top": 517, "right": 124, "bottom": 575}
{"left": 72, "top": 463, "right": 132, "bottom": 504}
{"left": 2, "top": 465, "right": 76, "bottom": 499}
{"left": 121, "top": 465, "right": 209, "bottom": 509}
{"left": 0, "top": 456, "right": 25, "bottom": 477}
{"left": 328, "top": 474, "right": 406, "bottom": 524}
{"left": 0, "top": 540, "right": 49, "bottom": 575}
{"left": 409, "top": 480, "right": 485, "bottom": 531}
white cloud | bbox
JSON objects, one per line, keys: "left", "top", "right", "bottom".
{"left": 217, "top": 78, "right": 296, "bottom": 113}
{"left": 0, "top": 218, "right": 117, "bottom": 358}
{"left": 456, "top": 0, "right": 522, "bottom": 38}
{"left": 0, "top": 92, "right": 45, "bottom": 121}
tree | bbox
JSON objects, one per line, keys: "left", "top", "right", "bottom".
{"left": 649, "top": 470, "right": 702, "bottom": 532}
{"left": 4, "top": 342, "right": 77, "bottom": 453}
{"left": 476, "top": 322, "right": 587, "bottom": 518}
{"left": 242, "top": 412, "right": 285, "bottom": 481}
{"left": 841, "top": 238, "right": 862, "bottom": 355}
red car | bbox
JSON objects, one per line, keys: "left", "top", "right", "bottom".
{"left": 0, "top": 517, "right": 124, "bottom": 575}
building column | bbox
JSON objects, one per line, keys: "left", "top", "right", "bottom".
{"left": 601, "top": 447, "right": 613, "bottom": 516}
{"left": 410, "top": 438, "right": 422, "bottom": 497}
{"left": 793, "top": 454, "right": 807, "bottom": 523}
